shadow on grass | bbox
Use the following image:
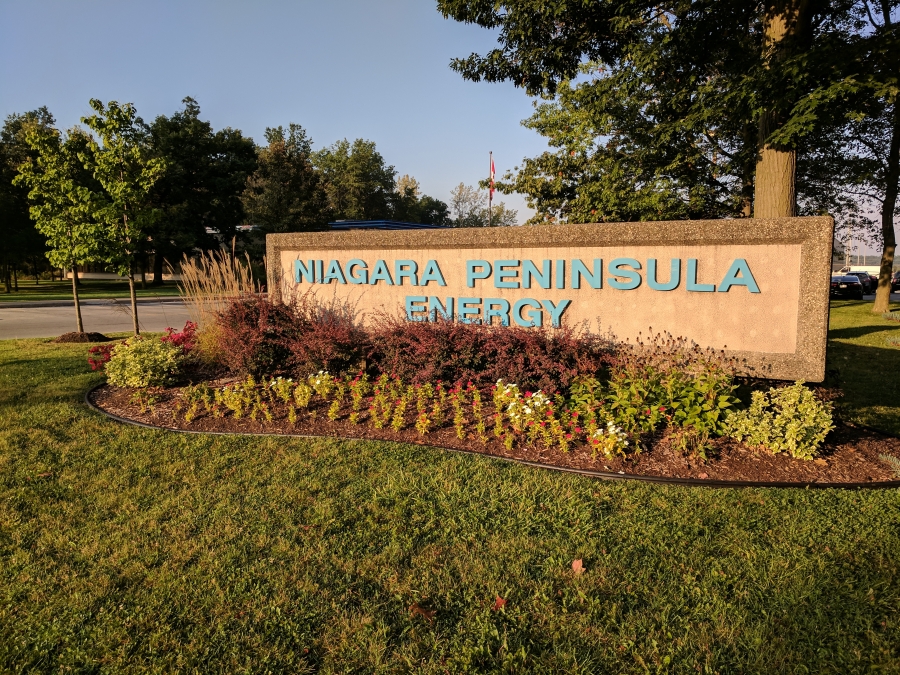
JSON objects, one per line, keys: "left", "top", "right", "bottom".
{"left": 829, "top": 324, "right": 900, "bottom": 340}
{"left": 827, "top": 339, "right": 900, "bottom": 436}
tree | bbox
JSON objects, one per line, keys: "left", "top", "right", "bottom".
{"left": 313, "top": 139, "right": 396, "bottom": 221}
{"left": 82, "top": 100, "right": 165, "bottom": 335}
{"left": 242, "top": 124, "right": 326, "bottom": 237}
{"left": 0, "top": 108, "right": 55, "bottom": 292}
{"left": 14, "top": 126, "right": 104, "bottom": 332}
{"left": 490, "top": 60, "right": 752, "bottom": 224}
{"left": 449, "top": 183, "right": 517, "bottom": 227}
{"left": 436, "top": 0, "right": 898, "bottom": 219}
{"left": 148, "top": 97, "right": 257, "bottom": 284}
{"left": 393, "top": 174, "right": 452, "bottom": 225}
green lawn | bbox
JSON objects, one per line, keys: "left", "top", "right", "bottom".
{"left": 0, "top": 280, "right": 182, "bottom": 303}
{"left": 0, "top": 305, "right": 899, "bottom": 673}
{"left": 829, "top": 298, "right": 900, "bottom": 435}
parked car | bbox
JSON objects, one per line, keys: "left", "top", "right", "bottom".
{"left": 845, "top": 271, "right": 875, "bottom": 293}
{"left": 831, "top": 275, "right": 865, "bottom": 300}
{"left": 892, "top": 271, "right": 900, "bottom": 292}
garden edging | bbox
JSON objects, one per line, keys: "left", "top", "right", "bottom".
{"left": 84, "top": 384, "right": 900, "bottom": 490}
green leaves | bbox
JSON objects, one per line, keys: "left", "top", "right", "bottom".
{"left": 80, "top": 99, "right": 165, "bottom": 277}
{"left": 13, "top": 125, "right": 105, "bottom": 271}
{"left": 724, "top": 382, "right": 835, "bottom": 460}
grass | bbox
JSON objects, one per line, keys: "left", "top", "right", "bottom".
{"left": 0, "top": 305, "right": 899, "bottom": 673}
{"left": 828, "top": 298, "right": 900, "bottom": 435}
{"left": 0, "top": 280, "right": 181, "bottom": 303}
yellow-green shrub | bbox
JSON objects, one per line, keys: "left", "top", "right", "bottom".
{"left": 724, "top": 382, "right": 834, "bottom": 460}
{"left": 105, "top": 337, "right": 184, "bottom": 388}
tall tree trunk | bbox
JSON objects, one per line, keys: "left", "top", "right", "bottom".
{"left": 872, "top": 102, "right": 900, "bottom": 313}
{"left": 72, "top": 264, "right": 84, "bottom": 333}
{"left": 152, "top": 249, "right": 165, "bottom": 286}
{"left": 753, "top": 0, "right": 811, "bottom": 218}
{"left": 128, "top": 268, "right": 140, "bottom": 336}
{"left": 2, "top": 264, "right": 8, "bottom": 293}
{"left": 13, "top": 267, "right": 18, "bottom": 291}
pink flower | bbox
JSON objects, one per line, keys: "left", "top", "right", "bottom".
{"left": 574, "top": 427, "right": 582, "bottom": 433}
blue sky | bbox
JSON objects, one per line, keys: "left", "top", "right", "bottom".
{"left": 1, "top": 0, "right": 548, "bottom": 219}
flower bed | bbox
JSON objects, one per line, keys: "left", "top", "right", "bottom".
{"left": 85, "top": 298, "right": 900, "bottom": 486}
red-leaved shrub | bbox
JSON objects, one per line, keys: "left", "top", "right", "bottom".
{"left": 281, "top": 293, "right": 372, "bottom": 375}
{"left": 215, "top": 295, "right": 295, "bottom": 377}
{"left": 369, "top": 314, "right": 611, "bottom": 393}
{"left": 87, "top": 343, "right": 114, "bottom": 371}
{"left": 161, "top": 320, "right": 198, "bottom": 354}
{"left": 213, "top": 294, "right": 610, "bottom": 389}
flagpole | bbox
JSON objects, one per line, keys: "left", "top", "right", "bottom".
{"left": 487, "top": 152, "right": 497, "bottom": 226}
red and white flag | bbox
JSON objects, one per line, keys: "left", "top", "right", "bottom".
{"left": 490, "top": 153, "right": 495, "bottom": 198}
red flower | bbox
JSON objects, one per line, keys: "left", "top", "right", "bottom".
{"left": 574, "top": 427, "right": 582, "bottom": 433}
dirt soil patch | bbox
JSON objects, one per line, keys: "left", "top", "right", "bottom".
{"left": 55, "top": 332, "right": 112, "bottom": 343}
{"left": 89, "top": 382, "right": 900, "bottom": 486}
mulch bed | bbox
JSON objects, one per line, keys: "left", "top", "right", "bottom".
{"left": 55, "top": 332, "right": 111, "bottom": 343}
{"left": 88, "top": 382, "right": 900, "bottom": 486}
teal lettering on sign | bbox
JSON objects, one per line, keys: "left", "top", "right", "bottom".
{"left": 295, "top": 260, "right": 314, "bottom": 284}
{"left": 346, "top": 259, "right": 367, "bottom": 284}
{"left": 522, "top": 260, "right": 551, "bottom": 290}
{"left": 458, "top": 297, "right": 482, "bottom": 324}
{"left": 484, "top": 297, "right": 511, "bottom": 326}
{"left": 395, "top": 260, "right": 418, "bottom": 286}
{"left": 405, "top": 295, "right": 427, "bottom": 320}
{"left": 420, "top": 260, "right": 446, "bottom": 286}
{"left": 718, "top": 258, "right": 760, "bottom": 293}
{"left": 369, "top": 260, "right": 394, "bottom": 285}
{"left": 466, "top": 261, "right": 491, "bottom": 288}
{"left": 513, "top": 298, "right": 542, "bottom": 327}
{"left": 291, "top": 256, "right": 761, "bottom": 328}
{"left": 428, "top": 296, "right": 454, "bottom": 320}
{"left": 647, "top": 259, "right": 680, "bottom": 291}
{"left": 686, "top": 259, "right": 715, "bottom": 292}
{"left": 323, "top": 259, "right": 346, "bottom": 284}
{"left": 571, "top": 259, "right": 602, "bottom": 289}
{"left": 608, "top": 258, "right": 642, "bottom": 290}
{"left": 495, "top": 260, "right": 520, "bottom": 289}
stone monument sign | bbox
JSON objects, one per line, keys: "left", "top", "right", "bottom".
{"left": 267, "top": 217, "right": 833, "bottom": 381}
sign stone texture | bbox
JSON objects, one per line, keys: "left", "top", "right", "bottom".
{"left": 268, "top": 217, "right": 833, "bottom": 382}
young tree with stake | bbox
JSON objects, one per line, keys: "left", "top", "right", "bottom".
{"left": 81, "top": 100, "right": 165, "bottom": 336}
{"left": 14, "top": 125, "right": 105, "bottom": 333}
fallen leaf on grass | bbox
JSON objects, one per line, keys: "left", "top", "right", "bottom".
{"left": 572, "top": 559, "right": 584, "bottom": 575}
{"left": 491, "top": 596, "right": 507, "bottom": 611}
{"left": 409, "top": 603, "right": 436, "bottom": 622}
{"left": 36, "top": 472, "right": 53, "bottom": 478}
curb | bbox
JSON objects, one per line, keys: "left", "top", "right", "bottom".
{"left": 83, "top": 384, "right": 900, "bottom": 491}
{"left": 0, "top": 297, "right": 185, "bottom": 309}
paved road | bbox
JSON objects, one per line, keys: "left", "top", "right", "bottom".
{"left": 0, "top": 299, "right": 192, "bottom": 339}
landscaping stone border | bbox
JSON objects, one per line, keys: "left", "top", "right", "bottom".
{"left": 85, "top": 383, "right": 900, "bottom": 490}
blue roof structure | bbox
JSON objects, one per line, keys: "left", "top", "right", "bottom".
{"left": 328, "top": 220, "right": 449, "bottom": 231}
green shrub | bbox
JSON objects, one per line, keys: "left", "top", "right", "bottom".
{"left": 105, "top": 337, "right": 184, "bottom": 388}
{"left": 724, "top": 382, "right": 834, "bottom": 460}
